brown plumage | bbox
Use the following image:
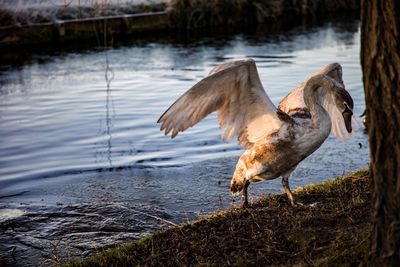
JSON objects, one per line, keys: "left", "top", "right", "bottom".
{"left": 158, "top": 59, "right": 354, "bottom": 207}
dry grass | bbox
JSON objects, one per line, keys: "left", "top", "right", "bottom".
{"left": 168, "top": 0, "right": 360, "bottom": 29}
{"left": 0, "top": 2, "right": 165, "bottom": 27}
{"left": 63, "top": 169, "right": 371, "bottom": 267}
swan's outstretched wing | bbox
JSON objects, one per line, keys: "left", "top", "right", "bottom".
{"left": 158, "top": 59, "right": 282, "bottom": 148}
{"left": 279, "top": 63, "right": 354, "bottom": 141}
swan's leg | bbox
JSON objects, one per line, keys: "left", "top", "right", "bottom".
{"left": 282, "top": 175, "right": 295, "bottom": 206}
{"left": 242, "top": 180, "right": 250, "bottom": 208}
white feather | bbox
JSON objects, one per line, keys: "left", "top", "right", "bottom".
{"left": 158, "top": 59, "right": 282, "bottom": 147}
{"left": 279, "top": 63, "right": 353, "bottom": 142}
{"left": 321, "top": 93, "right": 353, "bottom": 142}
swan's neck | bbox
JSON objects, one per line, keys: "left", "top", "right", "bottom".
{"left": 303, "top": 76, "right": 332, "bottom": 132}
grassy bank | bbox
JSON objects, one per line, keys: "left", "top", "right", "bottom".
{"left": 169, "top": 0, "right": 359, "bottom": 29}
{"left": 63, "top": 169, "right": 371, "bottom": 266}
{"left": 0, "top": 2, "right": 166, "bottom": 27}
{"left": 1, "top": 0, "right": 360, "bottom": 47}
{"left": 0, "top": 0, "right": 358, "bottom": 28}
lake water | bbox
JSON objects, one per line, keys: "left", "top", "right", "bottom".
{"left": 0, "top": 17, "right": 369, "bottom": 266}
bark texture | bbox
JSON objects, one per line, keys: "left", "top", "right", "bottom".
{"left": 361, "top": 0, "right": 400, "bottom": 265}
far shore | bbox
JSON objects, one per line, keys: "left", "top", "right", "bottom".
{"left": 1, "top": 0, "right": 359, "bottom": 47}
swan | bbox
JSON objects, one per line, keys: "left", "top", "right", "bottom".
{"left": 157, "top": 59, "right": 354, "bottom": 207}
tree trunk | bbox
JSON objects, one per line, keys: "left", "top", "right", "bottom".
{"left": 360, "top": 0, "right": 400, "bottom": 265}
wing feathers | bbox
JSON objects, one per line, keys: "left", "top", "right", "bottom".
{"left": 158, "top": 59, "right": 281, "bottom": 147}
{"left": 279, "top": 63, "right": 354, "bottom": 141}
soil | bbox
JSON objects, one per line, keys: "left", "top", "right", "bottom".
{"left": 64, "top": 169, "right": 371, "bottom": 266}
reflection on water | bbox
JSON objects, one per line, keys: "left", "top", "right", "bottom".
{"left": 104, "top": 46, "right": 115, "bottom": 169}
{"left": 0, "top": 16, "right": 369, "bottom": 266}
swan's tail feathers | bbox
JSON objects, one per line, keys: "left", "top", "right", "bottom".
{"left": 230, "top": 162, "right": 247, "bottom": 195}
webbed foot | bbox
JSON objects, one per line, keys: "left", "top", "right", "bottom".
{"left": 290, "top": 200, "right": 304, "bottom": 207}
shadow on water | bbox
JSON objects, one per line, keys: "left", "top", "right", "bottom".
{"left": 0, "top": 12, "right": 368, "bottom": 267}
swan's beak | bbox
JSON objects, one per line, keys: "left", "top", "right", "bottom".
{"left": 342, "top": 112, "right": 353, "bottom": 133}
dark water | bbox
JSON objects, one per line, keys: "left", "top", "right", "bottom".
{"left": 0, "top": 18, "right": 369, "bottom": 266}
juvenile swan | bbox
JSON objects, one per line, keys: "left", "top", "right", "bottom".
{"left": 158, "top": 59, "right": 354, "bottom": 207}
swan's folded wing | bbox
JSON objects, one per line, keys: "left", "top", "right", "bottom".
{"left": 157, "top": 59, "right": 282, "bottom": 148}
{"left": 278, "top": 63, "right": 354, "bottom": 141}
{"left": 321, "top": 88, "right": 355, "bottom": 141}
{"left": 279, "top": 63, "right": 343, "bottom": 115}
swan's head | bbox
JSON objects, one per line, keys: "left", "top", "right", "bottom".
{"left": 308, "top": 65, "right": 355, "bottom": 141}
{"left": 317, "top": 74, "right": 355, "bottom": 141}
{"left": 322, "top": 63, "right": 354, "bottom": 134}
{"left": 334, "top": 88, "right": 354, "bottom": 133}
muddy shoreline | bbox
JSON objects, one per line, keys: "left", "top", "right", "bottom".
{"left": 64, "top": 169, "right": 371, "bottom": 266}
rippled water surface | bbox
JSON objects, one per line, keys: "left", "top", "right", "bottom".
{"left": 0, "top": 18, "right": 369, "bottom": 266}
